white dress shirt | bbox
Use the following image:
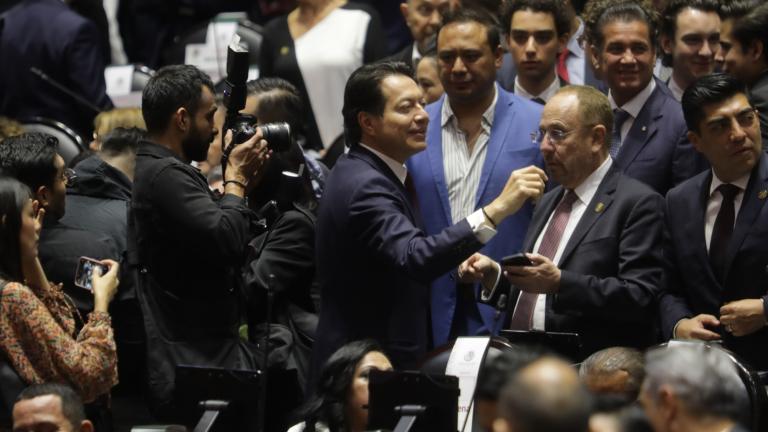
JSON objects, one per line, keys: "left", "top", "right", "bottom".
{"left": 514, "top": 73, "right": 561, "bottom": 102}
{"left": 705, "top": 171, "right": 750, "bottom": 251}
{"left": 667, "top": 77, "right": 685, "bottom": 103}
{"left": 359, "top": 143, "right": 497, "bottom": 243}
{"left": 529, "top": 157, "right": 613, "bottom": 330}
{"left": 565, "top": 18, "right": 586, "bottom": 85}
{"left": 441, "top": 85, "right": 499, "bottom": 224}
{"left": 608, "top": 79, "right": 656, "bottom": 150}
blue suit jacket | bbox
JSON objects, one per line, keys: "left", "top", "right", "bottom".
{"left": 313, "top": 146, "right": 484, "bottom": 374}
{"left": 612, "top": 79, "right": 707, "bottom": 195}
{"left": 661, "top": 153, "right": 768, "bottom": 370}
{"left": 406, "top": 87, "right": 544, "bottom": 346}
{"left": 0, "top": 0, "right": 112, "bottom": 137}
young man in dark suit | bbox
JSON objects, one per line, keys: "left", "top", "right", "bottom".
{"left": 585, "top": 0, "right": 706, "bottom": 195}
{"left": 660, "top": 73, "right": 768, "bottom": 369}
{"left": 460, "top": 85, "right": 666, "bottom": 357}
{"left": 312, "top": 61, "right": 548, "bottom": 374}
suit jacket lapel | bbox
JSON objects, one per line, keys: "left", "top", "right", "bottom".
{"left": 350, "top": 146, "right": 417, "bottom": 222}
{"left": 723, "top": 154, "right": 768, "bottom": 280}
{"left": 558, "top": 167, "right": 618, "bottom": 265}
{"left": 615, "top": 81, "right": 664, "bottom": 168}
{"left": 426, "top": 96, "right": 454, "bottom": 225}
{"left": 475, "top": 87, "right": 513, "bottom": 208}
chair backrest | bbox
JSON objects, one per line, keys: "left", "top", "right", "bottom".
{"left": 132, "top": 65, "right": 155, "bottom": 92}
{"left": 19, "top": 117, "right": 85, "bottom": 164}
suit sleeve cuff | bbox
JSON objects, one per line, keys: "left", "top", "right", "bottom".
{"left": 762, "top": 295, "right": 768, "bottom": 320}
{"left": 467, "top": 209, "right": 497, "bottom": 244}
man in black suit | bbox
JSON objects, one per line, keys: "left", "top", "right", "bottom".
{"left": 389, "top": 0, "right": 448, "bottom": 68}
{"left": 660, "top": 73, "right": 768, "bottom": 369}
{"left": 312, "top": 61, "right": 548, "bottom": 373}
{"left": 460, "top": 85, "right": 666, "bottom": 357}
{"left": 0, "top": 0, "right": 113, "bottom": 138}
{"left": 500, "top": 0, "right": 569, "bottom": 104}
{"left": 585, "top": 0, "right": 706, "bottom": 195}
{"left": 722, "top": 3, "right": 768, "bottom": 147}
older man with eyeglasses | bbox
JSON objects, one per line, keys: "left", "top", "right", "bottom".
{"left": 459, "top": 85, "right": 667, "bottom": 359}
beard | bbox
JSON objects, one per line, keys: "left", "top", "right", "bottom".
{"left": 181, "top": 122, "right": 214, "bottom": 162}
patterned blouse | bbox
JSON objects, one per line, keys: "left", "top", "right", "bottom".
{"left": 0, "top": 280, "right": 117, "bottom": 402}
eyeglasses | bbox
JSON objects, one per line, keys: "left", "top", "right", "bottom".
{"left": 63, "top": 168, "right": 76, "bottom": 187}
{"left": 531, "top": 125, "right": 597, "bottom": 144}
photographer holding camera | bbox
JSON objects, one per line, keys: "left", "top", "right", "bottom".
{"left": 128, "top": 64, "right": 271, "bottom": 415}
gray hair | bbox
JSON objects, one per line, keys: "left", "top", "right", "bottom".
{"left": 643, "top": 344, "right": 748, "bottom": 420}
{"left": 579, "top": 347, "right": 645, "bottom": 398}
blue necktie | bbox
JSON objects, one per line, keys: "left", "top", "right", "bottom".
{"left": 610, "top": 109, "right": 631, "bottom": 158}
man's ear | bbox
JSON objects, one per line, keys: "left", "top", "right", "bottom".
{"left": 688, "top": 130, "right": 703, "bottom": 153}
{"left": 400, "top": 2, "right": 409, "bottom": 23}
{"left": 749, "top": 39, "right": 765, "bottom": 63}
{"left": 661, "top": 34, "right": 674, "bottom": 56}
{"left": 35, "top": 185, "right": 50, "bottom": 210}
{"left": 494, "top": 44, "right": 504, "bottom": 69}
{"left": 493, "top": 417, "right": 512, "bottom": 432}
{"left": 174, "top": 107, "right": 190, "bottom": 133}
{"left": 358, "top": 111, "right": 377, "bottom": 138}
{"left": 80, "top": 419, "right": 94, "bottom": 432}
{"left": 591, "top": 124, "right": 607, "bottom": 153}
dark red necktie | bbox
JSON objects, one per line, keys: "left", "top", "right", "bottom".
{"left": 557, "top": 47, "right": 570, "bottom": 83}
{"left": 709, "top": 183, "right": 740, "bottom": 283}
{"left": 509, "top": 190, "right": 578, "bottom": 330}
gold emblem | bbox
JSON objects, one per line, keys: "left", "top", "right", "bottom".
{"left": 280, "top": 46, "right": 290, "bottom": 56}
{"left": 759, "top": 190, "right": 768, "bottom": 200}
{"left": 595, "top": 202, "right": 605, "bottom": 213}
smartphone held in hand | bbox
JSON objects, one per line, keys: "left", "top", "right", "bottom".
{"left": 74, "top": 257, "right": 109, "bottom": 291}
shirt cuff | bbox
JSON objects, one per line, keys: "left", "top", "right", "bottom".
{"left": 467, "top": 209, "right": 497, "bottom": 244}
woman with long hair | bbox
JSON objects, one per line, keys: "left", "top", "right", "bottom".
{"left": 0, "top": 176, "right": 119, "bottom": 402}
{"left": 289, "top": 340, "right": 393, "bottom": 432}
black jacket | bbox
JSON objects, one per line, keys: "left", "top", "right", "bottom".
{"left": 128, "top": 140, "right": 261, "bottom": 414}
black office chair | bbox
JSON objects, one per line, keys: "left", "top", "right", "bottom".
{"left": 652, "top": 341, "right": 768, "bottom": 432}
{"left": 132, "top": 65, "right": 154, "bottom": 92}
{"left": 19, "top": 117, "right": 85, "bottom": 164}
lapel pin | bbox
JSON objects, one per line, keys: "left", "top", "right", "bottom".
{"left": 280, "top": 46, "right": 290, "bottom": 56}
{"left": 595, "top": 202, "right": 605, "bottom": 213}
{"left": 759, "top": 190, "right": 768, "bottom": 200}
{"left": 641, "top": 126, "right": 647, "bottom": 132}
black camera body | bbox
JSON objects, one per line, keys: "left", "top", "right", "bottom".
{"left": 221, "top": 36, "right": 291, "bottom": 170}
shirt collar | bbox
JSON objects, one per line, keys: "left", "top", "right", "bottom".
{"left": 411, "top": 43, "right": 421, "bottom": 65}
{"left": 608, "top": 79, "right": 656, "bottom": 119}
{"left": 566, "top": 18, "right": 585, "bottom": 58}
{"left": 514, "top": 73, "right": 561, "bottom": 102}
{"left": 667, "top": 76, "right": 685, "bottom": 102}
{"left": 709, "top": 170, "right": 751, "bottom": 197}
{"left": 441, "top": 84, "right": 499, "bottom": 128}
{"left": 573, "top": 157, "right": 613, "bottom": 206}
{"left": 358, "top": 143, "right": 408, "bottom": 185}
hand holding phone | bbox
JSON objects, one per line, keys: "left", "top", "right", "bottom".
{"left": 74, "top": 257, "right": 109, "bottom": 291}
{"left": 500, "top": 253, "right": 533, "bottom": 267}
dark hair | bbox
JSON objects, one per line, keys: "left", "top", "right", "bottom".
{"left": 731, "top": 2, "right": 768, "bottom": 60}
{"left": 0, "top": 132, "right": 59, "bottom": 192}
{"left": 16, "top": 383, "right": 86, "bottom": 429}
{"left": 475, "top": 346, "right": 547, "bottom": 401}
{"left": 342, "top": 61, "right": 414, "bottom": 146}
{"left": 660, "top": 0, "right": 721, "bottom": 67}
{"left": 586, "top": 0, "right": 659, "bottom": 52}
{"left": 141, "top": 65, "right": 215, "bottom": 134}
{"left": 439, "top": 6, "right": 502, "bottom": 51}
{"left": 682, "top": 73, "right": 748, "bottom": 133}
{"left": 294, "top": 340, "right": 386, "bottom": 431}
{"left": 0, "top": 177, "right": 31, "bottom": 282}
{"left": 100, "top": 127, "right": 146, "bottom": 157}
{"left": 245, "top": 78, "right": 317, "bottom": 212}
{"left": 501, "top": 0, "right": 571, "bottom": 38}
{"left": 246, "top": 77, "right": 306, "bottom": 138}
{"left": 719, "top": 0, "right": 759, "bottom": 20}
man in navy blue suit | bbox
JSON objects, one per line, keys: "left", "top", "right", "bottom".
{"left": 407, "top": 8, "right": 545, "bottom": 347}
{"left": 585, "top": 1, "right": 706, "bottom": 195}
{"left": 660, "top": 73, "right": 768, "bottom": 369}
{"left": 312, "top": 61, "right": 548, "bottom": 373}
{"left": 0, "top": 0, "right": 112, "bottom": 138}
